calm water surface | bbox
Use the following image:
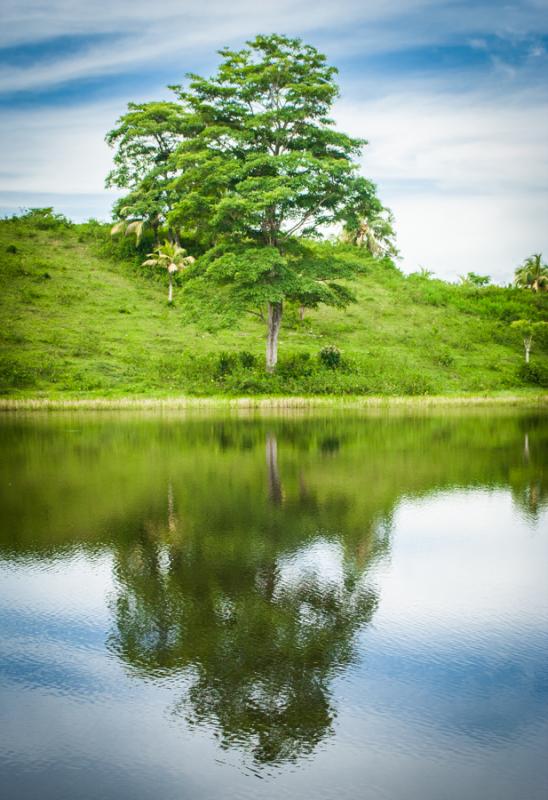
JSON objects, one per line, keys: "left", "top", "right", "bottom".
{"left": 0, "top": 411, "right": 547, "bottom": 800}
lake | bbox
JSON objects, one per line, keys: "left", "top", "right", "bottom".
{"left": 0, "top": 410, "right": 547, "bottom": 800}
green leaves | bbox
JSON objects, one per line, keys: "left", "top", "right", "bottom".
{"left": 170, "top": 35, "right": 368, "bottom": 251}
{"left": 514, "top": 253, "right": 548, "bottom": 293}
{"left": 104, "top": 33, "right": 394, "bottom": 367}
{"left": 511, "top": 319, "right": 548, "bottom": 339}
{"left": 106, "top": 101, "right": 191, "bottom": 239}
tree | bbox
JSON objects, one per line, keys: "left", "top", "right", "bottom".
{"left": 511, "top": 319, "right": 548, "bottom": 364}
{"left": 106, "top": 102, "right": 189, "bottom": 243}
{"left": 339, "top": 196, "right": 398, "bottom": 258}
{"left": 111, "top": 217, "right": 149, "bottom": 244}
{"left": 514, "top": 253, "right": 548, "bottom": 293}
{"left": 170, "top": 34, "right": 386, "bottom": 371}
{"left": 142, "top": 241, "right": 195, "bottom": 304}
{"left": 459, "top": 272, "right": 491, "bottom": 287}
{"left": 108, "top": 431, "right": 389, "bottom": 766}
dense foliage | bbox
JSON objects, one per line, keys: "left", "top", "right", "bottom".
{"left": 106, "top": 35, "right": 391, "bottom": 369}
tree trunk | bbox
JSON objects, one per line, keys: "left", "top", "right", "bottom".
{"left": 266, "top": 433, "right": 282, "bottom": 506}
{"left": 168, "top": 276, "right": 173, "bottom": 304}
{"left": 266, "top": 301, "right": 283, "bottom": 372}
{"left": 299, "top": 304, "right": 305, "bottom": 322}
{"left": 525, "top": 343, "right": 530, "bottom": 363}
{"left": 167, "top": 228, "right": 180, "bottom": 245}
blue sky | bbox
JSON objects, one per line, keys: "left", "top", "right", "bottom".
{"left": 1, "top": 0, "right": 547, "bottom": 280}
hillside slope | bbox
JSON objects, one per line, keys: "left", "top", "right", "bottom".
{"left": 1, "top": 216, "right": 547, "bottom": 397}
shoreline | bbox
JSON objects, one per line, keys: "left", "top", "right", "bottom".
{"left": 1, "top": 392, "right": 546, "bottom": 412}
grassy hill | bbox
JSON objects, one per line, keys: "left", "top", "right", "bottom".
{"left": 1, "top": 211, "right": 547, "bottom": 399}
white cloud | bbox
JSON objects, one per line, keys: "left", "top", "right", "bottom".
{"left": 385, "top": 190, "right": 548, "bottom": 282}
{"left": 335, "top": 85, "right": 548, "bottom": 280}
{"left": 0, "top": 101, "right": 122, "bottom": 195}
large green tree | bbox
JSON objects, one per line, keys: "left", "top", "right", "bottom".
{"left": 170, "top": 34, "right": 385, "bottom": 370}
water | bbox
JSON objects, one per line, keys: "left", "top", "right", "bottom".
{"left": 0, "top": 410, "right": 547, "bottom": 800}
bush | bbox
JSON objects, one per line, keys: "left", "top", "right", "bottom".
{"left": 238, "top": 351, "right": 257, "bottom": 369}
{"left": 278, "top": 352, "right": 314, "bottom": 378}
{"left": 518, "top": 362, "right": 548, "bottom": 387}
{"left": 319, "top": 345, "right": 342, "bottom": 369}
{"left": 77, "top": 219, "right": 110, "bottom": 242}
{"left": 216, "top": 351, "right": 237, "bottom": 377}
{"left": 6, "top": 244, "right": 17, "bottom": 254}
{"left": 16, "top": 207, "right": 72, "bottom": 230}
{"left": 400, "top": 372, "right": 435, "bottom": 395}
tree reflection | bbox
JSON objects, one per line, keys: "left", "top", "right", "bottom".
{"left": 109, "top": 434, "right": 388, "bottom": 766}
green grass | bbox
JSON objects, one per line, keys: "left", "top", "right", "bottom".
{"left": 1, "top": 214, "right": 547, "bottom": 399}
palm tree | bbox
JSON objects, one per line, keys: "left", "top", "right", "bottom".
{"left": 142, "top": 242, "right": 195, "bottom": 304}
{"left": 111, "top": 218, "right": 148, "bottom": 244}
{"left": 340, "top": 209, "right": 398, "bottom": 258}
{"left": 514, "top": 253, "right": 548, "bottom": 293}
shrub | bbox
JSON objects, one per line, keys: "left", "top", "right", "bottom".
{"left": 16, "top": 207, "right": 72, "bottom": 230}
{"left": 6, "top": 244, "right": 17, "bottom": 254}
{"left": 278, "top": 352, "right": 314, "bottom": 378}
{"left": 400, "top": 372, "right": 434, "bottom": 395}
{"left": 77, "top": 219, "right": 109, "bottom": 242}
{"left": 216, "top": 351, "right": 237, "bottom": 376}
{"left": 518, "top": 362, "right": 548, "bottom": 387}
{"left": 319, "top": 345, "right": 342, "bottom": 369}
{"left": 238, "top": 351, "right": 257, "bottom": 369}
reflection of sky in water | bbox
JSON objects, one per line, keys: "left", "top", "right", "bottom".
{"left": 1, "top": 490, "right": 547, "bottom": 800}
{"left": 275, "top": 539, "right": 346, "bottom": 594}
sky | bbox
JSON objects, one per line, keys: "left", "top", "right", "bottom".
{"left": 1, "top": 1, "right": 547, "bottom": 281}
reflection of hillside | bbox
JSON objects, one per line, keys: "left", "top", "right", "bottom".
{"left": 108, "top": 435, "right": 387, "bottom": 766}
{"left": 1, "top": 413, "right": 547, "bottom": 768}
{"left": 1, "top": 412, "right": 546, "bottom": 558}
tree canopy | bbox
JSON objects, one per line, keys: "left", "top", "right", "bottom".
{"left": 105, "top": 34, "right": 392, "bottom": 369}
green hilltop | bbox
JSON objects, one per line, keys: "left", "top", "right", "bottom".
{"left": 0, "top": 211, "right": 547, "bottom": 399}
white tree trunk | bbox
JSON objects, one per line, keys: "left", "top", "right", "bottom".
{"left": 168, "top": 276, "right": 173, "bottom": 304}
{"left": 266, "top": 301, "right": 283, "bottom": 372}
{"left": 524, "top": 336, "right": 532, "bottom": 363}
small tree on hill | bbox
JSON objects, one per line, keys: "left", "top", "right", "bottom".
{"left": 459, "top": 272, "right": 491, "bottom": 287}
{"left": 511, "top": 319, "right": 548, "bottom": 364}
{"left": 514, "top": 254, "right": 548, "bottom": 293}
{"left": 111, "top": 217, "right": 150, "bottom": 244}
{"left": 142, "top": 242, "right": 195, "bottom": 304}
{"left": 340, "top": 197, "right": 398, "bottom": 258}
{"left": 170, "top": 34, "right": 385, "bottom": 371}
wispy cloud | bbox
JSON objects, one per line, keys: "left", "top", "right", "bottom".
{"left": 2, "top": 1, "right": 547, "bottom": 94}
